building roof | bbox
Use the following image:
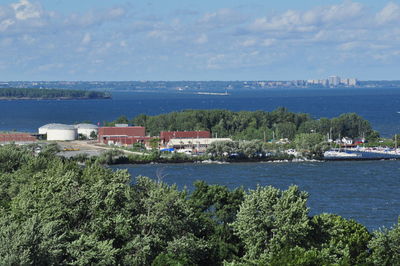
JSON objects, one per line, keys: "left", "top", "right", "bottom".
{"left": 74, "top": 123, "right": 98, "bottom": 129}
{"left": 39, "top": 123, "right": 75, "bottom": 130}
{"left": 167, "top": 138, "right": 232, "bottom": 146}
{"left": 46, "top": 124, "right": 76, "bottom": 130}
{"left": 160, "top": 131, "right": 211, "bottom": 142}
{"left": 98, "top": 126, "right": 146, "bottom": 137}
{"left": 0, "top": 133, "right": 37, "bottom": 143}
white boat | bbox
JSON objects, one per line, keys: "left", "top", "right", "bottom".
{"left": 324, "top": 150, "right": 361, "bottom": 158}
{"left": 195, "top": 91, "right": 230, "bottom": 96}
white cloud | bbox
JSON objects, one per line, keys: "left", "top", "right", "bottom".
{"left": 262, "top": 38, "right": 276, "bottom": 47}
{"left": 207, "top": 54, "right": 225, "bottom": 69}
{"left": 0, "top": 19, "right": 14, "bottom": 32}
{"left": 199, "top": 8, "right": 246, "bottom": 29}
{"left": 107, "top": 8, "right": 125, "bottom": 19}
{"left": 322, "top": 1, "right": 363, "bottom": 23}
{"left": 376, "top": 2, "right": 400, "bottom": 24}
{"left": 249, "top": 1, "right": 364, "bottom": 33}
{"left": 195, "top": 34, "right": 208, "bottom": 44}
{"left": 81, "top": 33, "right": 91, "bottom": 45}
{"left": 338, "top": 41, "right": 360, "bottom": 51}
{"left": 64, "top": 6, "right": 126, "bottom": 28}
{"left": 11, "top": 0, "right": 41, "bottom": 20}
{"left": 20, "top": 34, "right": 35, "bottom": 44}
{"left": 36, "top": 63, "right": 64, "bottom": 72}
{"left": 120, "top": 40, "right": 127, "bottom": 47}
{"left": 0, "top": 0, "right": 399, "bottom": 80}
{"left": 240, "top": 39, "right": 257, "bottom": 47}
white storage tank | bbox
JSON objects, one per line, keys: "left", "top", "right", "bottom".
{"left": 46, "top": 124, "right": 77, "bottom": 141}
{"left": 39, "top": 123, "right": 67, "bottom": 135}
{"left": 74, "top": 123, "right": 98, "bottom": 139}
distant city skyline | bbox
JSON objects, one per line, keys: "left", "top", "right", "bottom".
{"left": 0, "top": 0, "right": 399, "bottom": 81}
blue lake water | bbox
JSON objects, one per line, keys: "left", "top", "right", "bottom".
{"left": 2, "top": 87, "right": 400, "bottom": 229}
{"left": 112, "top": 160, "right": 400, "bottom": 231}
{"left": 1, "top": 88, "right": 400, "bottom": 136}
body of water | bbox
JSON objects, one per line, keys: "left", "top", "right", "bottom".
{"left": 1, "top": 88, "right": 400, "bottom": 136}
{"left": 2, "top": 87, "right": 400, "bottom": 229}
{"left": 112, "top": 160, "right": 400, "bottom": 231}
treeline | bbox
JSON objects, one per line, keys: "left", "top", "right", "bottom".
{"left": 109, "top": 108, "right": 378, "bottom": 141}
{"left": 0, "top": 144, "right": 399, "bottom": 265}
{"left": 0, "top": 88, "right": 111, "bottom": 99}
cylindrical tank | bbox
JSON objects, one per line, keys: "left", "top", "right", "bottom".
{"left": 38, "top": 123, "right": 67, "bottom": 135}
{"left": 46, "top": 124, "right": 77, "bottom": 141}
{"left": 74, "top": 124, "right": 98, "bottom": 139}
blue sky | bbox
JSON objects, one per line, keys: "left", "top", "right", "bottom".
{"left": 0, "top": 0, "right": 399, "bottom": 81}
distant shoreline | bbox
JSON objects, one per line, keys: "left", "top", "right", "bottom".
{"left": 0, "top": 96, "right": 111, "bottom": 100}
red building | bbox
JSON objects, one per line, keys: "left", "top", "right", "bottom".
{"left": 0, "top": 133, "right": 37, "bottom": 143}
{"left": 160, "top": 131, "right": 211, "bottom": 144}
{"left": 98, "top": 126, "right": 150, "bottom": 145}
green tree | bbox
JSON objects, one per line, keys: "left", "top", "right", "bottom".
{"left": 275, "top": 122, "right": 297, "bottom": 140}
{"left": 368, "top": 217, "right": 400, "bottom": 266}
{"left": 89, "top": 131, "right": 97, "bottom": 139}
{"left": 115, "top": 115, "right": 129, "bottom": 124}
{"left": 232, "top": 185, "right": 311, "bottom": 263}
{"left": 238, "top": 140, "right": 264, "bottom": 158}
{"left": 310, "top": 213, "right": 371, "bottom": 265}
{"left": 207, "top": 141, "right": 238, "bottom": 158}
{"left": 188, "top": 181, "right": 245, "bottom": 263}
{"left": 293, "top": 133, "right": 328, "bottom": 159}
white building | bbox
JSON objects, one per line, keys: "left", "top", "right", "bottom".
{"left": 341, "top": 78, "right": 350, "bottom": 86}
{"left": 39, "top": 123, "right": 68, "bottom": 135}
{"left": 167, "top": 138, "right": 232, "bottom": 152}
{"left": 349, "top": 78, "right": 357, "bottom": 86}
{"left": 328, "top": 76, "right": 340, "bottom": 86}
{"left": 74, "top": 123, "right": 98, "bottom": 139}
{"left": 341, "top": 137, "right": 353, "bottom": 145}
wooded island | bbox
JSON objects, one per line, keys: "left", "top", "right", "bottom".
{"left": 0, "top": 88, "right": 111, "bottom": 100}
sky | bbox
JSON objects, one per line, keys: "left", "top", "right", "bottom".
{"left": 0, "top": 0, "right": 399, "bottom": 81}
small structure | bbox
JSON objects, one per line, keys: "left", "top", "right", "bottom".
{"left": 160, "top": 131, "right": 211, "bottom": 144}
{"left": 98, "top": 126, "right": 150, "bottom": 146}
{"left": 354, "top": 138, "right": 366, "bottom": 145}
{"left": 0, "top": 133, "right": 37, "bottom": 144}
{"left": 74, "top": 123, "right": 98, "bottom": 139}
{"left": 167, "top": 138, "right": 232, "bottom": 153}
{"left": 342, "top": 137, "right": 353, "bottom": 145}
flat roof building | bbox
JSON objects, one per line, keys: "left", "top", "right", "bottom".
{"left": 98, "top": 126, "right": 147, "bottom": 145}
{"left": 0, "top": 133, "right": 37, "bottom": 144}
{"left": 160, "top": 131, "right": 211, "bottom": 144}
{"left": 167, "top": 137, "right": 232, "bottom": 152}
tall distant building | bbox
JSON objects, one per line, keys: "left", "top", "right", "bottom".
{"left": 328, "top": 76, "right": 340, "bottom": 86}
{"left": 348, "top": 78, "right": 357, "bottom": 86}
{"left": 340, "top": 78, "right": 357, "bottom": 86}
{"left": 340, "top": 78, "right": 349, "bottom": 86}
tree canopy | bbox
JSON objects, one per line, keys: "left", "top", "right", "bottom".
{"left": 106, "top": 108, "right": 376, "bottom": 141}
{"left": 0, "top": 88, "right": 110, "bottom": 99}
{"left": 0, "top": 144, "right": 398, "bottom": 265}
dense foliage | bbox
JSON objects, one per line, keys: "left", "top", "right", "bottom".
{"left": 108, "top": 108, "right": 376, "bottom": 141}
{"left": 0, "top": 144, "right": 399, "bottom": 265}
{"left": 0, "top": 88, "right": 110, "bottom": 99}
